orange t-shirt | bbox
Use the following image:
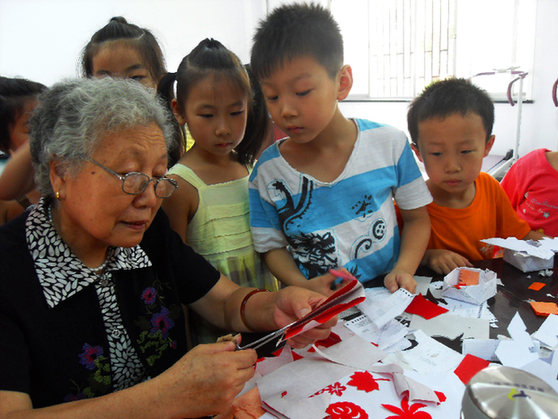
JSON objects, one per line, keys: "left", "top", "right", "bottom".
{"left": 426, "top": 172, "right": 532, "bottom": 261}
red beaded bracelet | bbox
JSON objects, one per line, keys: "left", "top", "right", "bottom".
{"left": 240, "top": 288, "right": 270, "bottom": 332}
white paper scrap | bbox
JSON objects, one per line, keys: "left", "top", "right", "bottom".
{"left": 531, "top": 313, "right": 558, "bottom": 348}
{"left": 410, "top": 312, "right": 490, "bottom": 340}
{"left": 481, "top": 237, "right": 557, "bottom": 260}
{"left": 414, "top": 275, "right": 433, "bottom": 296}
{"left": 358, "top": 287, "right": 415, "bottom": 328}
{"left": 462, "top": 339, "right": 500, "bottom": 362}
{"left": 382, "top": 330, "right": 464, "bottom": 374}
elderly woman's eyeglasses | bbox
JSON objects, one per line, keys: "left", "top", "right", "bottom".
{"left": 88, "top": 158, "right": 178, "bottom": 198}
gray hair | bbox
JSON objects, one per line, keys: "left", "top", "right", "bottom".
{"left": 30, "top": 77, "right": 175, "bottom": 198}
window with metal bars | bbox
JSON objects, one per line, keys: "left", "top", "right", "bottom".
{"left": 331, "top": 0, "right": 536, "bottom": 101}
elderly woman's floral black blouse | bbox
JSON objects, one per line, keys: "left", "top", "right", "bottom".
{"left": 0, "top": 198, "right": 220, "bottom": 408}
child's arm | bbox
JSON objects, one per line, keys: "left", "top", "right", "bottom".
{"left": 0, "top": 141, "right": 35, "bottom": 200}
{"left": 422, "top": 249, "right": 473, "bottom": 275}
{"left": 263, "top": 248, "right": 339, "bottom": 296}
{"left": 523, "top": 230, "right": 550, "bottom": 240}
{"left": 385, "top": 206, "right": 430, "bottom": 293}
{"left": 161, "top": 176, "right": 199, "bottom": 243}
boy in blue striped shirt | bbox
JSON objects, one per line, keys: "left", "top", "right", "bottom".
{"left": 249, "top": 3, "right": 432, "bottom": 296}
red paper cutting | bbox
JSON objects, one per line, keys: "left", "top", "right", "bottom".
{"left": 346, "top": 371, "right": 390, "bottom": 393}
{"left": 404, "top": 294, "right": 449, "bottom": 319}
{"left": 325, "top": 401, "right": 369, "bottom": 419}
{"left": 382, "top": 396, "right": 432, "bottom": 419}
{"left": 454, "top": 354, "right": 490, "bottom": 385}
{"left": 528, "top": 282, "right": 546, "bottom": 291}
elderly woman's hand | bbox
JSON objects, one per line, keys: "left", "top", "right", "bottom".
{"left": 272, "top": 286, "right": 338, "bottom": 348}
{"left": 156, "top": 339, "right": 257, "bottom": 418}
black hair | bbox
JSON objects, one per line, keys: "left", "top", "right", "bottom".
{"left": 250, "top": 2, "right": 344, "bottom": 80}
{"left": 0, "top": 76, "right": 46, "bottom": 154}
{"left": 158, "top": 38, "right": 270, "bottom": 166}
{"left": 81, "top": 16, "right": 166, "bottom": 83}
{"left": 408, "top": 77, "right": 495, "bottom": 146}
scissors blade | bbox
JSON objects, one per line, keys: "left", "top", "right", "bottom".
{"left": 236, "top": 321, "right": 296, "bottom": 351}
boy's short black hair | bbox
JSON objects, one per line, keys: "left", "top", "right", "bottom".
{"left": 408, "top": 78, "right": 495, "bottom": 145}
{"left": 250, "top": 2, "right": 343, "bottom": 80}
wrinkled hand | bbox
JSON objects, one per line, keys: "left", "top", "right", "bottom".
{"left": 273, "top": 286, "right": 338, "bottom": 348}
{"left": 157, "top": 339, "right": 257, "bottom": 418}
{"left": 424, "top": 249, "right": 473, "bottom": 275}
{"left": 384, "top": 269, "right": 417, "bottom": 293}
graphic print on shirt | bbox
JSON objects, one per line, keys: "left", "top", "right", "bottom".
{"left": 271, "top": 175, "right": 388, "bottom": 279}
{"left": 273, "top": 176, "right": 338, "bottom": 278}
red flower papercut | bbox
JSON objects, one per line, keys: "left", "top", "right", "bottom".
{"left": 312, "top": 382, "right": 346, "bottom": 397}
{"left": 346, "top": 371, "right": 390, "bottom": 392}
{"left": 325, "top": 401, "right": 369, "bottom": 419}
{"left": 382, "top": 396, "right": 432, "bottom": 419}
{"left": 281, "top": 391, "right": 287, "bottom": 398}
{"left": 308, "top": 332, "right": 342, "bottom": 352}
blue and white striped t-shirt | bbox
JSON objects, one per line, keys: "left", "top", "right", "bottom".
{"left": 249, "top": 119, "right": 432, "bottom": 282}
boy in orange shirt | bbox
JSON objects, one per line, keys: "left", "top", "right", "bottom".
{"left": 407, "top": 78, "right": 545, "bottom": 274}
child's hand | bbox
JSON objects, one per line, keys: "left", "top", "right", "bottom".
{"left": 306, "top": 272, "right": 349, "bottom": 297}
{"left": 424, "top": 249, "right": 473, "bottom": 275}
{"left": 384, "top": 269, "right": 417, "bottom": 293}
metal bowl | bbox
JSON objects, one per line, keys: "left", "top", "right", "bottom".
{"left": 461, "top": 365, "right": 558, "bottom": 419}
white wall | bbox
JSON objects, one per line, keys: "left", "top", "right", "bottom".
{"left": 0, "top": 0, "right": 265, "bottom": 83}
{"left": 1, "top": 0, "right": 557, "bottom": 156}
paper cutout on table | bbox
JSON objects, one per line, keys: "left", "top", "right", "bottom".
{"left": 529, "top": 282, "right": 547, "bottom": 291}
{"left": 344, "top": 315, "right": 410, "bottom": 352}
{"left": 453, "top": 354, "right": 491, "bottom": 384}
{"left": 382, "top": 330, "right": 464, "bottom": 374}
{"left": 437, "top": 299, "right": 497, "bottom": 327}
{"left": 382, "top": 396, "right": 433, "bottom": 419}
{"left": 257, "top": 357, "right": 354, "bottom": 419}
{"left": 325, "top": 401, "right": 369, "bottom": 419}
{"left": 481, "top": 237, "right": 558, "bottom": 260}
{"left": 530, "top": 301, "right": 558, "bottom": 316}
{"left": 326, "top": 369, "right": 465, "bottom": 419}
{"left": 458, "top": 269, "right": 480, "bottom": 286}
{"left": 359, "top": 287, "right": 415, "bottom": 328}
{"left": 495, "top": 312, "right": 540, "bottom": 368}
{"left": 283, "top": 279, "right": 366, "bottom": 341}
{"left": 410, "top": 313, "right": 490, "bottom": 341}
{"left": 462, "top": 339, "right": 500, "bottom": 362}
{"left": 442, "top": 267, "right": 497, "bottom": 305}
{"left": 347, "top": 371, "right": 391, "bottom": 392}
{"left": 404, "top": 294, "right": 449, "bottom": 319}
{"left": 310, "top": 334, "right": 387, "bottom": 371}
{"left": 521, "top": 351, "right": 558, "bottom": 394}
{"left": 531, "top": 314, "right": 558, "bottom": 348}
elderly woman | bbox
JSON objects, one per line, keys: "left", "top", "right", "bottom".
{"left": 0, "top": 78, "right": 335, "bottom": 418}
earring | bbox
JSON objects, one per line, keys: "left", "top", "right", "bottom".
{"left": 55, "top": 191, "right": 61, "bottom": 201}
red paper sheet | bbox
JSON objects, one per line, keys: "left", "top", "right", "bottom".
{"left": 454, "top": 354, "right": 490, "bottom": 385}
{"left": 404, "top": 294, "right": 449, "bottom": 320}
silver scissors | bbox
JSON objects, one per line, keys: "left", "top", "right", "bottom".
{"left": 236, "top": 320, "right": 297, "bottom": 351}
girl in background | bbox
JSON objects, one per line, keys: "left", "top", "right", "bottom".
{"left": 0, "top": 76, "right": 46, "bottom": 225}
{"left": 159, "top": 38, "right": 278, "bottom": 344}
{"left": 0, "top": 17, "right": 184, "bottom": 203}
